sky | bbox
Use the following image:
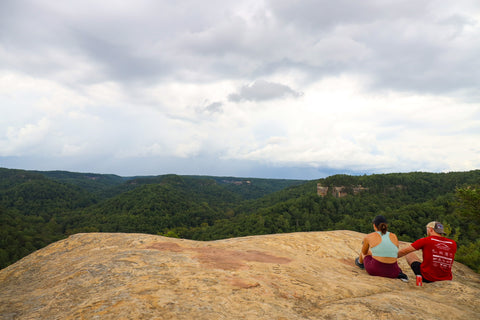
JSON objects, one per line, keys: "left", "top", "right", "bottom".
{"left": 1, "top": 0, "right": 479, "bottom": 180}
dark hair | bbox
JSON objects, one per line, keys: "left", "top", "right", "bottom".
{"left": 373, "top": 215, "right": 388, "bottom": 235}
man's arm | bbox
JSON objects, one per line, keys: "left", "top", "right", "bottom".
{"left": 398, "top": 245, "right": 416, "bottom": 258}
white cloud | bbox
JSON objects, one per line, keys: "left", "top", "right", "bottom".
{"left": 1, "top": 118, "right": 51, "bottom": 155}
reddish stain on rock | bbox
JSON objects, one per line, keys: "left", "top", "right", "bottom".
{"left": 146, "top": 243, "right": 291, "bottom": 270}
{"left": 230, "top": 278, "right": 261, "bottom": 289}
{"left": 193, "top": 247, "right": 291, "bottom": 270}
{"left": 146, "top": 242, "right": 184, "bottom": 252}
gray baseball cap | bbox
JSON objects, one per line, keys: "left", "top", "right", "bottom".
{"left": 426, "top": 221, "right": 446, "bottom": 235}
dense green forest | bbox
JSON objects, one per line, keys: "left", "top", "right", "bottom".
{"left": 0, "top": 167, "right": 479, "bottom": 273}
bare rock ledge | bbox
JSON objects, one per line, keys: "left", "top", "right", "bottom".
{"left": 1, "top": 231, "right": 479, "bottom": 319}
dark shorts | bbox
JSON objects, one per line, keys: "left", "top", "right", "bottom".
{"left": 410, "top": 261, "right": 433, "bottom": 283}
{"left": 363, "top": 255, "right": 402, "bottom": 278}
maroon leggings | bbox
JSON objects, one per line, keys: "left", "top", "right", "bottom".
{"left": 363, "top": 255, "right": 402, "bottom": 278}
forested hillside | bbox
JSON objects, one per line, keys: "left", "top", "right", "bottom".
{"left": 0, "top": 168, "right": 479, "bottom": 273}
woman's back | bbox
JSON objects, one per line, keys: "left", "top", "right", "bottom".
{"left": 367, "top": 231, "right": 399, "bottom": 264}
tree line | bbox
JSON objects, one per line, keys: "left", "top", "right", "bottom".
{"left": 0, "top": 168, "right": 478, "bottom": 273}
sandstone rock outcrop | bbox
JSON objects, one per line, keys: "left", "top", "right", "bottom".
{"left": 1, "top": 231, "right": 479, "bottom": 319}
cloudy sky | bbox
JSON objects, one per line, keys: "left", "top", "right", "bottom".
{"left": 1, "top": 0, "right": 479, "bottom": 179}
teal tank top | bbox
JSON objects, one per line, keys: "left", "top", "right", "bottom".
{"left": 370, "top": 231, "right": 398, "bottom": 258}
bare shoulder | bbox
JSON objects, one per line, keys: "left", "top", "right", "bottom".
{"left": 389, "top": 232, "right": 398, "bottom": 240}
{"left": 366, "top": 232, "right": 381, "bottom": 246}
{"left": 365, "top": 232, "right": 377, "bottom": 240}
{"left": 389, "top": 232, "right": 399, "bottom": 245}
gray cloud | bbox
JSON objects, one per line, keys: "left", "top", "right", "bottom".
{"left": 1, "top": 0, "right": 478, "bottom": 96}
{"left": 268, "top": 0, "right": 429, "bottom": 30}
{"left": 228, "top": 80, "right": 302, "bottom": 102}
{"left": 205, "top": 102, "right": 223, "bottom": 113}
{"left": 196, "top": 101, "right": 224, "bottom": 115}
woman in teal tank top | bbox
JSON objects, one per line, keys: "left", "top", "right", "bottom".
{"left": 355, "top": 215, "right": 408, "bottom": 281}
{"left": 370, "top": 231, "right": 398, "bottom": 257}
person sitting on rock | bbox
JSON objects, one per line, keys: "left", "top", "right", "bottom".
{"left": 397, "top": 221, "right": 457, "bottom": 283}
{"left": 355, "top": 215, "right": 409, "bottom": 282}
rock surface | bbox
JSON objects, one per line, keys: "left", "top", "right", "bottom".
{"left": 1, "top": 231, "right": 479, "bottom": 320}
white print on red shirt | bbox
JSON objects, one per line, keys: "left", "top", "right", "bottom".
{"left": 430, "top": 238, "right": 455, "bottom": 269}
{"left": 432, "top": 254, "right": 453, "bottom": 269}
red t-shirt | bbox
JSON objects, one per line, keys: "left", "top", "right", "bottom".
{"left": 411, "top": 236, "right": 457, "bottom": 281}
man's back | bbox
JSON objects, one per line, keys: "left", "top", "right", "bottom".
{"left": 411, "top": 236, "right": 457, "bottom": 281}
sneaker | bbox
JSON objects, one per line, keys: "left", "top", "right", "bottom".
{"left": 355, "top": 257, "right": 364, "bottom": 269}
{"left": 398, "top": 272, "right": 409, "bottom": 282}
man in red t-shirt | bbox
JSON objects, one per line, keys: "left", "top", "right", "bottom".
{"left": 398, "top": 221, "right": 457, "bottom": 282}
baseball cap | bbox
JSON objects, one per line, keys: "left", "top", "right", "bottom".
{"left": 372, "top": 215, "right": 387, "bottom": 225}
{"left": 426, "top": 221, "right": 446, "bottom": 235}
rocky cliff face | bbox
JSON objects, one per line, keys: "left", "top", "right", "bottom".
{"left": 1, "top": 231, "right": 479, "bottom": 320}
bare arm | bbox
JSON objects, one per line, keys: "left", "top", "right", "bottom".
{"left": 361, "top": 236, "right": 370, "bottom": 256}
{"left": 397, "top": 245, "right": 416, "bottom": 258}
